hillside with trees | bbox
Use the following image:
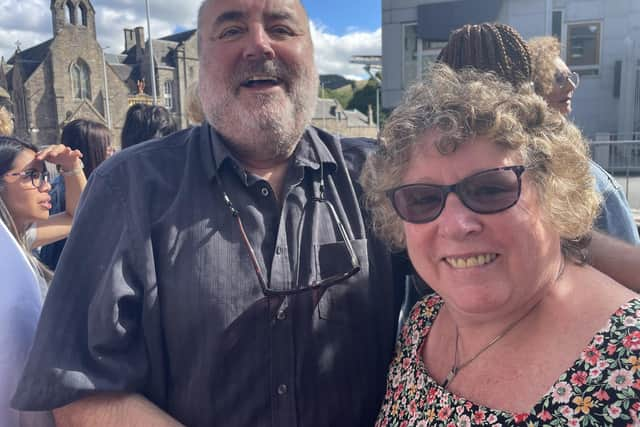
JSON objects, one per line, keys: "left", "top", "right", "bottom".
{"left": 319, "top": 74, "right": 385, "bottom": 126}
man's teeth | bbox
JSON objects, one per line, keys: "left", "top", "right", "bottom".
{"left": 247, "top": 76, "right": 278, "bottom": 84}
{"left": 445, "top": 253, "right": 497, "bottom": 268}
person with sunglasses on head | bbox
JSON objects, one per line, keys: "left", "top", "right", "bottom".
{"left": 437, "top": 23, "right": 640, "bottom": 292}
{"left": 0, "top": 136, "right": 86, "bottom": 289}
{"left": 366, "top": 64, "right": 640, "bottom": 426}
{"left": 12, "top": 0, "right": 402, "bottom": 425}
{"left": 528, "top": 35, "right": 640, "bottom": 246}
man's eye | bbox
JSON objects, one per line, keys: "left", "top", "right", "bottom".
{"left": 219, "top": 27, "right": 243, "bottom": 39}
{"left": 270, "top": 26, "right": 294, "bottom": 37}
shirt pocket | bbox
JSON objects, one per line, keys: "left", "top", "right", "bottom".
{"left": 315, "top": 238, "right": 370, "bottom": 324}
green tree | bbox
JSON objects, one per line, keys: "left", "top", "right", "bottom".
{"left": 347, "top": 79, "right": 383, "bottom": 126}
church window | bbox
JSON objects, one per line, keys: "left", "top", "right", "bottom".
{"left": 71, "top": 60, "right": 91, "bottom": 100}
{"left": 163, "top": 80, "right": 174, "bottom": 110}
{"left": 66, "top": 1, "right": 76, "bottom": 25}
{"left": 78, "top": 2, "right": 88, "bottom": 26}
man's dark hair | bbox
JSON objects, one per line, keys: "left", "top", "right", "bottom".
{"left": 437, "top": 23, "right": 532, "bottom": 88}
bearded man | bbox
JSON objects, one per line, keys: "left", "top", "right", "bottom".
{"left": 12, "top": 0, "right": 401, "bottom": 426}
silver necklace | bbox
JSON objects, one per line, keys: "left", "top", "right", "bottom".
{"left": 441, "top": 259, "right": 565, "bottom": 389}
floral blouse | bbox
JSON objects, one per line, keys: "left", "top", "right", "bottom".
{"left": 376, "top": 295, "right": 640, "bottom": 427}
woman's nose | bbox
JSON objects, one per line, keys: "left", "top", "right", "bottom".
{"left": 436, "top": 193, "right": 483, "bottom": 239}
{"left": 38, "top": 178, "right": 51, "bottom": 192}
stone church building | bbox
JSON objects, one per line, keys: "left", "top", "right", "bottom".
{"left": 0, "top": 0, "right": 377, "bottom": 146}
{"left": 0, "top": 0, "right": 198, "bottom": 146}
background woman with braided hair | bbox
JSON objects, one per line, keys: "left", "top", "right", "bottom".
{"left": 437, "top": 23, "right": 532, "bottom": 89}
{"left": 436, "top": 22, "right": 640, "bottom": 290}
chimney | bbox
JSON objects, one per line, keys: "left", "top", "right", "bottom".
{"left": 124, "top": 28, "right": 135, "bottom": 52}
{"left": 134, "top": 26, "right": 145, "bottom": 61}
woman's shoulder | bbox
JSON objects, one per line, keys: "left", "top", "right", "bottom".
{"left": 397, "top": 294, "right": 443, "bottom": 348}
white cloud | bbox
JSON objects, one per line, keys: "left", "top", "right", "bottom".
{"left": 0, "top": 0, "right": 381, "bottom": 80}
{"left": 310, "top": 22, "right": 381, "bottom": 80}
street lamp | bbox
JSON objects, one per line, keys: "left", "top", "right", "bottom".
{"left": 144, "top": 0, "right": 158, "bottom": 105}
{"left": 101, "top": 45, "right": 112, "bottom": 129}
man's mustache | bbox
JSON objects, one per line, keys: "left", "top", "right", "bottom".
{"left": 232, "top": 60, "right": 296, "bottom": 91}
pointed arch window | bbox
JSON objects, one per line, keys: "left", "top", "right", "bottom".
{"left": 71, "top": 60, "right": 91, "bottom": 100}
{"left": 78, "top": 2, "right": 88, "bottom": 26}
{"left": 66, "top": 1, "right": 76, "bottom": 25}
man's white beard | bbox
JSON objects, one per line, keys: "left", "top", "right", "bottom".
{"left": 201, "top": 68, "right": 318, "bottom": 163}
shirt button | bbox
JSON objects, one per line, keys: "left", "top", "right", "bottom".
{"left": 275, "top": 246, "right": 282, "bottom": 255}
{"left": 276, "top": 309, "right": 287, "bottom": 320}
{"left": 261, "top": 187, "right": 269, "bottom": 197}
{"left": 277, "top": 384, "right": 288, "bottom": 395}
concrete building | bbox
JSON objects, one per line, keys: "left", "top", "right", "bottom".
{"left": 382, "top": 0, "right": 640, "bottom": 139}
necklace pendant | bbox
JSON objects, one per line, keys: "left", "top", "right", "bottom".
{"left": 442, "top": 368, "right": 457, "bottom": 388}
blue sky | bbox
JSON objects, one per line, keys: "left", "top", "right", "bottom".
{"left": 303, "top": 0, "right": 381, "bottom": 35}
{"left": 0, "top": 0, "right": 383, "bottom": 79}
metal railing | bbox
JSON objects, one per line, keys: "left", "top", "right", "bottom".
{"left": 589, "top": 139, "right": 640, "bottom": 212}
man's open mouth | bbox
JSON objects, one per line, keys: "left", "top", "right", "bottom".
{"left": 241, "top": 76, "right": 282, "bottom": 89}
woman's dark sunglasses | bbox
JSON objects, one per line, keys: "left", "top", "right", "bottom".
{"left": 387, "top": 165, "right": 526, "bottom": 224}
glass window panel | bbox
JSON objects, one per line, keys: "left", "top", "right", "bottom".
{"left": 552, "top": 11, "right": 562, "bottom": 42}
{"left": 403, "top": 24, "right": 418, "bottom": 88}
{"left": 164, "top": 80, "right": 173, "bottom": 109}
{"left": 567, "top": 22, "right": 600, "bottom": 67}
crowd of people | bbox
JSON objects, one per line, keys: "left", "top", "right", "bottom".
{"left": 1, "top": 0, "right": 640, "bottom": 426}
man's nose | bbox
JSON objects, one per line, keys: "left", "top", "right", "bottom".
{"left": 243, "top": 26, "right": 275, "bottom": 60}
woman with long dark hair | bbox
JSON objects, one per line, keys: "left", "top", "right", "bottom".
{"left": 0, "top": 136, "right": 86, "bottom": 285}
{"left": 39, "top": 119, "right": 112, "bottom": 269}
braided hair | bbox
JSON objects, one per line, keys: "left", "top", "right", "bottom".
{"left": 437, "top": 23, "right": 532, "bottom": 88}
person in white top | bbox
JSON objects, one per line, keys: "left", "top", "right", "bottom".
{"left": 0, "top": 220, "right": 54, "bottom": 426}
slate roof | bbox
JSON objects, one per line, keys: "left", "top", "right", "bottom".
{"left": 313, "top": 98, "right": 374, "bottom": 128}
{"left": 151, "top": 39, "right": 177, "bottom": 68}
{"left": 314, "top": 98, "right": 341, "bottom": 120}
{"left": 159, "top": 29, "right": 196, "bottom": 43}
{"left": 344, "top": 109, "right": 371, "bottom": 127}
{"left": 7, "top": 39, "right": 53, "bottom": 81}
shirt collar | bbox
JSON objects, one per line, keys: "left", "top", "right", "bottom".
{"left": 200, "top": 123, "right": 337, "bottom": 181}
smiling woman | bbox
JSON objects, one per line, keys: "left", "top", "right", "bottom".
{"left": 364, "top": 65, "right": 640, "bottom": 426}
{"left": 0, "top": 136, "right": 87, "bottom": 286}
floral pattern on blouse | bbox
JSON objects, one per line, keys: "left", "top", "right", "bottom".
{"left": 376, "top": 295, "right": 640, "bottom": 427}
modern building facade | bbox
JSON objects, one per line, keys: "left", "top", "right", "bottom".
{"left": 382, "top": 0, "right": 640, "bottom": 139}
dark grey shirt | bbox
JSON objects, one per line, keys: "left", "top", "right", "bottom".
{"left": 13, "top": 124, "right": 400, "bottom": 427}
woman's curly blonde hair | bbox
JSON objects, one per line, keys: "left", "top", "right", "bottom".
{"left": 528, "top": 36, "right": 562, "bottom": 98}
{"left": 362, "top": 65, "right": 600, "bottom": 263}
{"left": 0, "top": 107, "right": 14, "bottom": 136}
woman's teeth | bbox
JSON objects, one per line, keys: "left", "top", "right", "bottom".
{"left": 445, "top": 253, "right": 497, "bottom": 268}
